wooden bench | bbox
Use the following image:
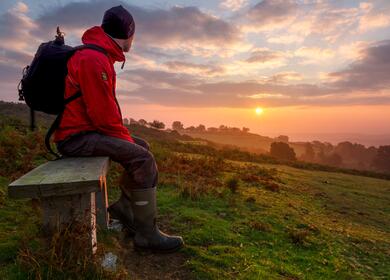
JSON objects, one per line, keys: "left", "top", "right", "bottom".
{"left": 8, "top": 157, "right": 111, "bottom": 254}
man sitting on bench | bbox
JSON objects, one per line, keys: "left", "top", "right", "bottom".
{"left": 54, "top": 5, "right": 184, "bottom": 253}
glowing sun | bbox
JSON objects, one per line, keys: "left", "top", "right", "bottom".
{"left": 255, "top": 107, "right": 264, "bottom": 115}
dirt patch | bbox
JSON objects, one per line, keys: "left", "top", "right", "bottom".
{"left": 109, "top": 216, "right": 192, "bottom": 280}
{"left": 116, "top": 234, "right": 192, "bottom": 280}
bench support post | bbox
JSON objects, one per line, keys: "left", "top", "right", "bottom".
{"left": 95, "top": 178, "right": 109, "bottom": 229}
{"left": 41, "top": 193, "right": 97, "bottom": 254}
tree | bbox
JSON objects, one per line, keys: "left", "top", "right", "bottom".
{"left": 149, "top": 120, "right": 165, "bottom": 129}
{"left": 335, "top": 141, "right": 377, "bottom": 170}
{"left": 301, "top": 143, "right": 315, "bottom": 161}
{"left": 129, "top": 118, "right": 138, "bottom": 124}
{"left": 196, "top": 124, "right": 206, "bottom": 132}
{"left": 207, "top": 127, "right": 218, "bottom": 133}
{"left": 219, "top": 125, "right": 228, "bottom": 131}
{"left": 372, "top": 146, "right": 390, "bottom": 173}
{"left": 172, "top": 121, "right": 184, "bottom": 131}
{"left": 324, "top": 153, "right": 343, "bottom": 167}
{"left": 242, "top": 127, "right": 250, "bottom": 133}
{"left": 229, "top": 127, "right": 241, "bottom": 133}
{"left": 275, "top": 135, "right": 289, "bottom": 143}
{"left": 123, "top": 118, "right": 129, "bottom": 125}
{"left": 138, "top": 119, "right": 148, "bottom": 126}
{"left": 185, "top": 126, "right": 196, "bottom": 131}
{"left": 270, "top": 142, "right": 296, "bottom": 161}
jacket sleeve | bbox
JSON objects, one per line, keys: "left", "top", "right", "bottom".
{"left": 77, "top": 53, "right": 134, "bottom": 143}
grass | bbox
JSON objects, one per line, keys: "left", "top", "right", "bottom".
{"left": 0, "top": 176, "right": 38, "bottom": 279}
{"left": 155, "top": 157, "right": 390, "bottom": 279}
{"left": 0, "top": 118, "right": 389, "bottom": 279}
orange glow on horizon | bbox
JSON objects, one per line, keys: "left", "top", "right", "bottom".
{"left": 121, "top": 104, "right": 390, "bottom": 139}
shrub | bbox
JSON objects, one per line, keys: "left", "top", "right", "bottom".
{"left": 0, "top": 125, "right": 48, "bottom": 180}
{"left": 158, "top": 154, "right": 225, "bottom": 179}
{"left": 17, "top": 222, "right": 127, "bottom": 279}
{"left": 270, "top": 142, "right": 297, "bottom": 161}
{"left": 262, "top": 180, "right": 281, "bottom": 192}
{"left": 178, "top": 180, "right": 205, "bottom": 200}
{"left": 225, "top": 177, "right": 239, "bottom": 194}
{"left": 288, "top": 229, "right": 311, "bottom": 245}
{"left": 248, "top": 221, "right": 272, "bottom": 232}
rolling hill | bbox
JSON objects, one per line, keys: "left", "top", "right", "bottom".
{"left": 0, "top": 102, "right": 389, "bottom": 279}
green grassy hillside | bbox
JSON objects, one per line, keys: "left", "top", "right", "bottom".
{"left": 0, "top": 115, "right": 389, "bottom": 279}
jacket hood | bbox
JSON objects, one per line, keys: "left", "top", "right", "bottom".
{"left": 81, "top": 26, "right": 125, "bottom": 63}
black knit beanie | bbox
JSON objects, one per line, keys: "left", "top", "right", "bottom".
{"left": 101, "top": 5, "right": 135, "bottom": 39}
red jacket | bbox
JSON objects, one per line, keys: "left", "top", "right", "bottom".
{"left": 54, "top": 26, "right": 134, "bottom": 143}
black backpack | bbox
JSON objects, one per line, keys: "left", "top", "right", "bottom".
{"left": 18, "top": 27, "right": 108, "bottom": 157}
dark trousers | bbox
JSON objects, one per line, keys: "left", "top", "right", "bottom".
{"left": 56, "top": 132, "right": 158, "bottom": 191}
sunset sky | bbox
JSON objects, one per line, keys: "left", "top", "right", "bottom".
{"left": 1, "top": 0, "right": 389, "bottom": 144}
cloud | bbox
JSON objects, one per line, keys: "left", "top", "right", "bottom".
{"left": 33, "top": 1, "right": 241, "bottom": 57}
{"left": 119, "top": 68, "right": 201, "bottom": 90}
{"left": 358, "top": 2, "right": 390, "bottom": 32}
{"left": 267, "top": 72, "right": 303, "bottom": 84}
{"left": 116, "top": 68, "right": 334, "bottom": 107}
{"left": 0, "top": 2, "right": 36, "bottom": 101}
{"left": 236, "top": 48, "right": 289, "bottom": 70}
{"left": 359, "top": 13, "right": 390, "bottom": 32}
{"left": 220, "top": 0, "right": 248, "bottom": 11}
{"left": 241, "top": 0, "right": 298, "bottom": 32}
{"left": 266, "top": 34, "right": 304, "bottom": 45}
{"left": 284, "top": 2, "right": 363, "bottom": 44}
{"left": 337, "top": 41, "right": 369, "bottom": 61}
{"left": 294, "top": 47, "right": 336, "bottom": 64}
{"left": 132, "top": 6, "right": 240, "bottom": 46}
{"left": 1, "top": 1, "right": 389, "bottom": 109}
{"left": 246, "top": 49, "right": 285, "bottom": 63}
{"left": 164, "top": 61, "right": 225, "bottom": 76}
{"left": 118, "top": 71, "right": 390, "bottom": 107}
{"left": 0, "top": 63, "right": 21, "bottom": 83}
{"left": 328, "top": 40, "right": 390, "bottom": 92}
{"left": 241, "top": 1, "right": 382, "bottom": 44}
{"left": 115, "top": 39, "right": 390, "bottom": 108}
{"left": 0, "top": 1, "right": 241, "bottom": 100}
{"left": 0, "top": 2, "right": 38, "bottom": 51}
{"left": 0, "top": 48, "right": 32, "bottom": 67}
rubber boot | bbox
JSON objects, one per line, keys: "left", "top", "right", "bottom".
{"left": 130, "top": 187, "right": 184, "bottom": 253}
{"left": 108, "top": 192, "right": 136, "bottom": 235}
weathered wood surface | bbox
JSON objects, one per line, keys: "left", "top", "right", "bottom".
{"left": 8, "top": 157, "right": 110, "bottom": 199}
{"left": 41, "top": 192, "right": 97, "bottom": 254}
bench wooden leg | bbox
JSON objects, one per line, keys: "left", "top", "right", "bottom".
{"left": 95, "top": 178, "right": 109, "bottom": 230}
{"left": 41, "top": 193, "right": 97, "bottom": 254}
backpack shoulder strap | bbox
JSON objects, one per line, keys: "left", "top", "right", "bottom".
{"left": 45, "top": 91, "right": 83, "bottom": 159}
{"left": 45, "top": 44, "right": 109, "bottom": 159}
{"left": 74, "top": 44, "right": 108, "bottom": 57}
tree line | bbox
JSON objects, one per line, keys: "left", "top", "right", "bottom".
{"left": 123, "top": 118, "right": 251, "bottom": 134}
{"left": 123, "top": 117, "right": 390, "bottom": 174}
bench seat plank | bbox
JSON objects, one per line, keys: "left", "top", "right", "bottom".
{"left": 8, "top": 157, "right": 110, "bottom": 199}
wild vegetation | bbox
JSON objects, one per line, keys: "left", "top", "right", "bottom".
{"left": 0, "top": 107, "right": 389, "bottom": 279}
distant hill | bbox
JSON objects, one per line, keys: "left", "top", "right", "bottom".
{"left": 180, "top": 131, "right": 273, "bottom": 154}
{"left": 178, "top": 130, "right": 387, "bottom": 174}
{"left": 289, "top": 132, "right": 390, "bottom": 147}
{"left": 0, "top": 101, "right": 54, "bottom": 128}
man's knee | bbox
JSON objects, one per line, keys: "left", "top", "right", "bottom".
{"left": 142, "top": 140, "right": 151, "bottom": 151}
{"left": 131, "top": 150, "right": 158, "bottom": 188}
{"left": 132, "top": 136, "right": 150, "bottom": 150}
